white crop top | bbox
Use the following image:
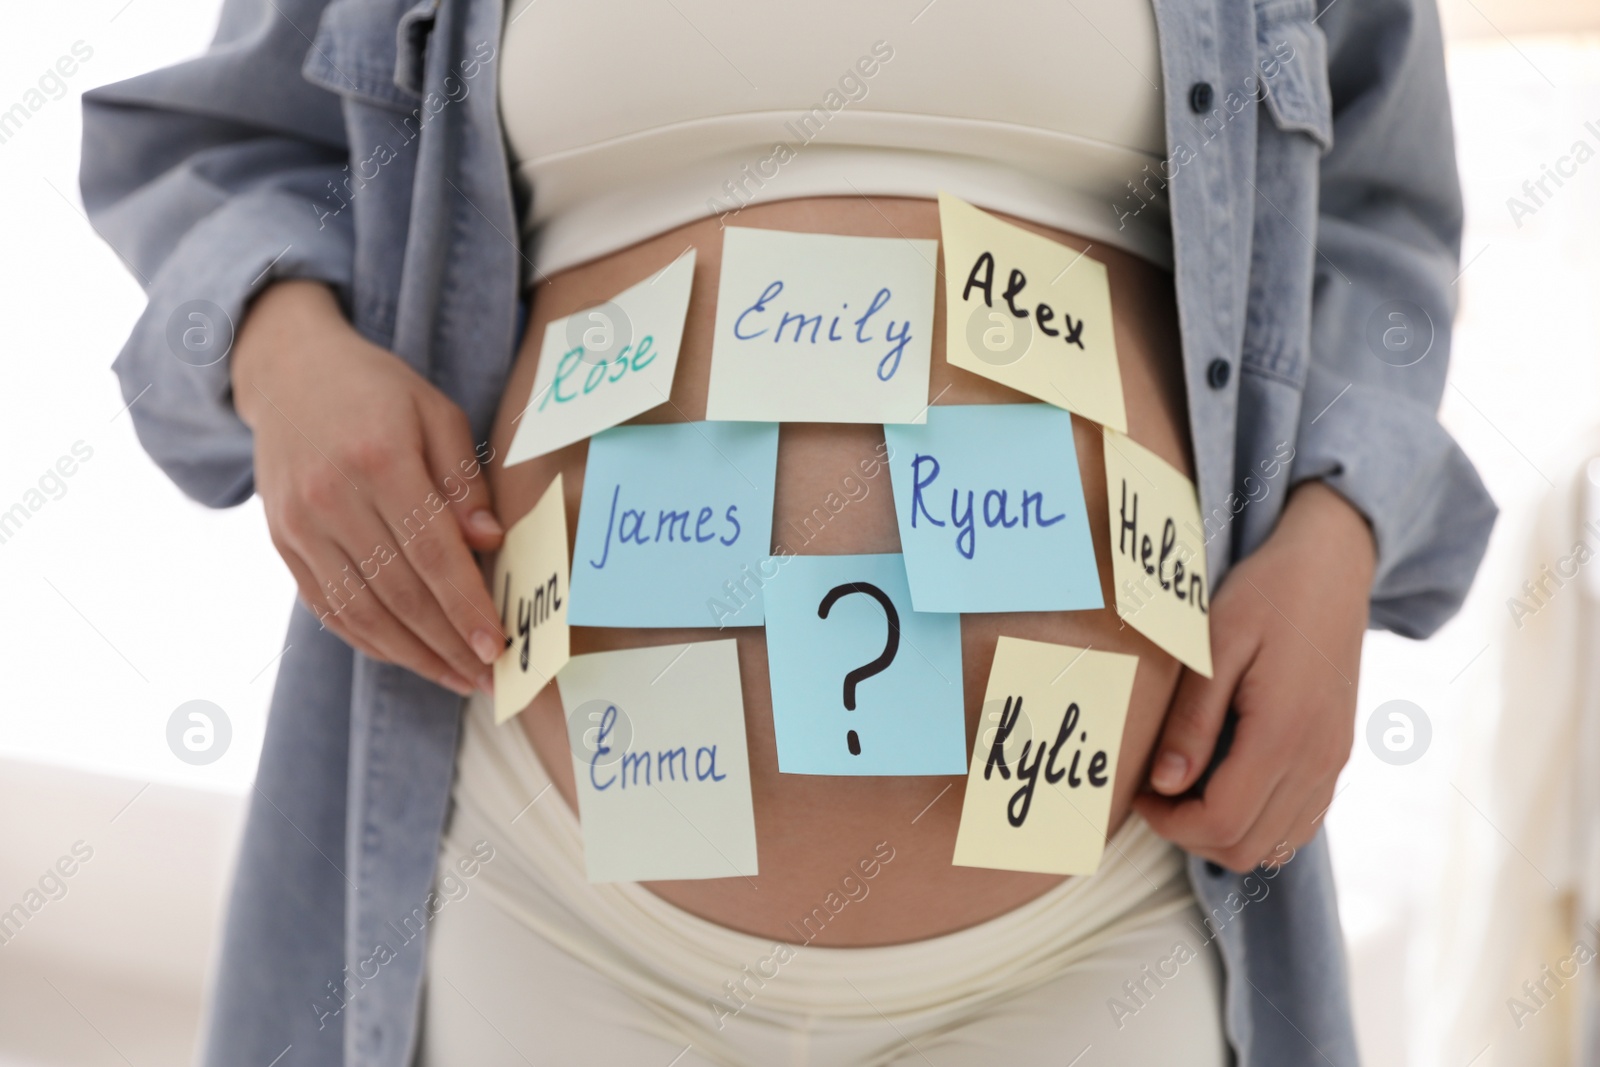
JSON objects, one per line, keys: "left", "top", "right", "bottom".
{"left": 499, "top": 0, "right": 1169, "bottom": 277}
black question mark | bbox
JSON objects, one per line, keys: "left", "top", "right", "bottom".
{"left": 817, "top": 582, "right": 901, "bottom": 756}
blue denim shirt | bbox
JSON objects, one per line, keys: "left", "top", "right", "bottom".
{"left": 80, "top": 0, "right": 1493, "bottom": 1063}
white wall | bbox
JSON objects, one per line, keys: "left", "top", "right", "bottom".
{"left": 0, "top": 0, "right": 296, "bottom": 795}
{"left": 0, "top": 761, "right": 242, "bottom": 1067}
{"left": 1330, "top": 31, "right": 1600, "bottom": 1067}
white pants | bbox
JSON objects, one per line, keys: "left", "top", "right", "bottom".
{"left": 419, "top": 695, "right": 1229, "bottom": 1067}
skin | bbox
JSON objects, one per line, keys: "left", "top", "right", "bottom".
{"left": 1136, "top": 477, "right": 1376, "bottom": 872}
{"left": 232, "top": 280, "right": 506, "bottom": 696}
{"left": 233, "top": 195, "right": 1375, "bottom": 947}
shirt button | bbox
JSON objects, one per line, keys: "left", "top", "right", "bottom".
{"left": 1189, "top": 81, "right": 1214, "bottom": 113}
{"left": 1206, "top": 358, "right": 1231, "bottom": 390}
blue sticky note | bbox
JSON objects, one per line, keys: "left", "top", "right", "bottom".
{"left": 883, "top": 404, "right": 1103, "bottom": 613}
{"left": 570, "top": 421, "right": 778, "bottom": 627}
{"left": 762, "top": 553, "right": 966, "bottom": 776}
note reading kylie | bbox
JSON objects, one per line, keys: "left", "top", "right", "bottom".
{"left": 953, "top": 637, "right": 1139, "bottom": 875}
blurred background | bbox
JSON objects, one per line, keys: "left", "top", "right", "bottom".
{"left": 1, "top": 0, "right": 1597, "bottom": 1063}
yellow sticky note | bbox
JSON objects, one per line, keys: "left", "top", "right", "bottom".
{"left": 491, "top": 474, "right": 571, "bottom": 723}
{"left": 1102, "top": 430, "right": 1213, "bottom": 677}
{"left": 504, "top": 251, "right": 696, "bottom": 466}
{"left": 558, "top": 639, "right": 759, "bottom": 883}
{"left": 706, "top": 227, "right": 938, "bottom": 424}
{"left": 938, "top": 192, "right": 1126, "bottom": 432}
{"left": 952, "top": 638, "right": 1139, "bottom": 876}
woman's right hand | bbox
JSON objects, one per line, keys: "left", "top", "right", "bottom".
{"left": 232, "top": 280, "right": 505, "bottom": 696}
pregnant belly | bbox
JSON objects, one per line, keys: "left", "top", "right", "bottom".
{"left": 485, "top": 195, "right": 1192, "bottom": 946}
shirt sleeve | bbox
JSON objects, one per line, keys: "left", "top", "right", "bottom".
{"left": 1295, "top": 0, "right": 1497, "bottom": 638}
{"left": 79, "top": 0, "right": 352, "bottom": 508}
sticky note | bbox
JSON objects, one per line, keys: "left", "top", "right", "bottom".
{"left": 938, "top": 193, "right": 1126, "bottom": 432}
{"left": 706, "top": 228, "right": 938, "bottom": 424}
{"left": 558, "top": 639, "right": 758, "bottom": 882}
{"left": 505, "top": 250, "right": 696, "bottom": 466}
{"left": 491, "top": 474, "right": 571, "bottom": 723}
{"left": 952, "top": 637, "right": 1138, "bottom": 875}
{"left": 569, "top": 421, "right": 778, "bottom": 628}
{"left": 1102, "top": 429, "right": 1213, "bottom": 677}
{"left": 883, "top": 404, "right": 1103, "bottom": 614}
{"left": 761, "top": 553, "right": 966, "bottom": 776}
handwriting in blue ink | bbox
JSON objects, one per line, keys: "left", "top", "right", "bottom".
{"left": 732, "top": 281, "right": 913, "bottom": 381}
{"left": 538, "top": 336, "right": 657, "bottom": 412}
{"left": 587, "top": 485, "right": 741, "bottom": 569}
{"left": 589, "top": 702, "right": 728, "bottom": 791}
{"left": 908, "top": 453, "right": 1065, "bottom": 560}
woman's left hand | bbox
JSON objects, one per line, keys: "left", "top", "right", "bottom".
{"left": 1133, "top": 480, "right": 1377, "bottom": 872}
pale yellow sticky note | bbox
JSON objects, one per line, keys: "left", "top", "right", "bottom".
{"left": 491, "top": 474, "right": 571, "bottom": 723}
{"left": 1102, "top": 430, "right": 1214, "bottom": 677}
{"left": 558, "top": 639, "right": 758, "bottom": 883}
{"left": 706, "top": 227, "right": 937, "bottom": 424}
{"left": 953, "top": 637, "right": 1139, "bottom": 876}
{"left": 504, "top": 251, "right": 696, "bottom": 466}
{"left": 938, "top": 192, "right": 1126, "bottom": 432}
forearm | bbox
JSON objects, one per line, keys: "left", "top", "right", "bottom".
{"left": 232, "top": 280, "right": 348, "bottom": 431}
{"left": 1268, "top": 480, "right": 1377, "bottom": 601}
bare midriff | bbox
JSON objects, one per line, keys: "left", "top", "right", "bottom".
{"left": 485, "top": 196, "right": 1192, "bottom": 947}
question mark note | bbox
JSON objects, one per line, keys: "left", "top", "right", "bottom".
{"left": 817, "top": 581, "right": 901, "bottom": 755}
{"left": 764, "top": 554, "right": 966, "bottom": 776}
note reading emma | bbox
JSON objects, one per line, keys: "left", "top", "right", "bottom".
{"left": 559, "top": 640, "right": 758, "bottom": 883}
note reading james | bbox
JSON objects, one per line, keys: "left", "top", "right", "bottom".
{"left": 569, "top": 421, "right": 779, "bottom": 628}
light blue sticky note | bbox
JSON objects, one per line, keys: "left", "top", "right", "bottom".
{"left": 762, "top": 553, "right": 966, "bottom": 776}
{"left": 570, "top": 421, "right": 778, "bottom": 627}
{"left": 883, "top": 404, "right": 1103, "bottom": 613}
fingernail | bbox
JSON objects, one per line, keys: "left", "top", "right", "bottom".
{"left": 440, "top": 673, "right": 474, "bottom": 697}
{"left": 477, "top": 671, "right": 494, "bottom": 695}
{"left": 469, "top": 510, "right": 503, "bottom": 538}
{"left": 1151, "top": 751, "right": 1188, "bottom": 793}
{"left": 470, "top": 629, "right": 501, "bottom": 665}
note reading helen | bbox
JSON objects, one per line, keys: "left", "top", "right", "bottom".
{"left": 1101, "top": 429, "right": 1213, "bottom": 677}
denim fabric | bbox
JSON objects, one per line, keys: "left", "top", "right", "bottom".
{"left": 80, "top": 0, "right": 1493, "bottom": 1062}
